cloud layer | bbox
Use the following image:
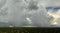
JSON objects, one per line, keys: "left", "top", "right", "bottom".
{"left": 0, "top": 0, "right": 60, "bottom": 27}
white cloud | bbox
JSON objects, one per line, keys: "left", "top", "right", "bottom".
{"left": 47, "top": 9, "right": 60, "bottom": 27}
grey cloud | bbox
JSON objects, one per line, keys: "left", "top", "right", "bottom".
{"left": 0, "top": 0, "right": 60, "bottom": 27}
{"left": 7, "top": 0, "right": 54, "bottom": 27}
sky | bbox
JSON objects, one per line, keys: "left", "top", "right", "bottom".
{"left": 0, "top": 0, "right": 60, "bottom": 27}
